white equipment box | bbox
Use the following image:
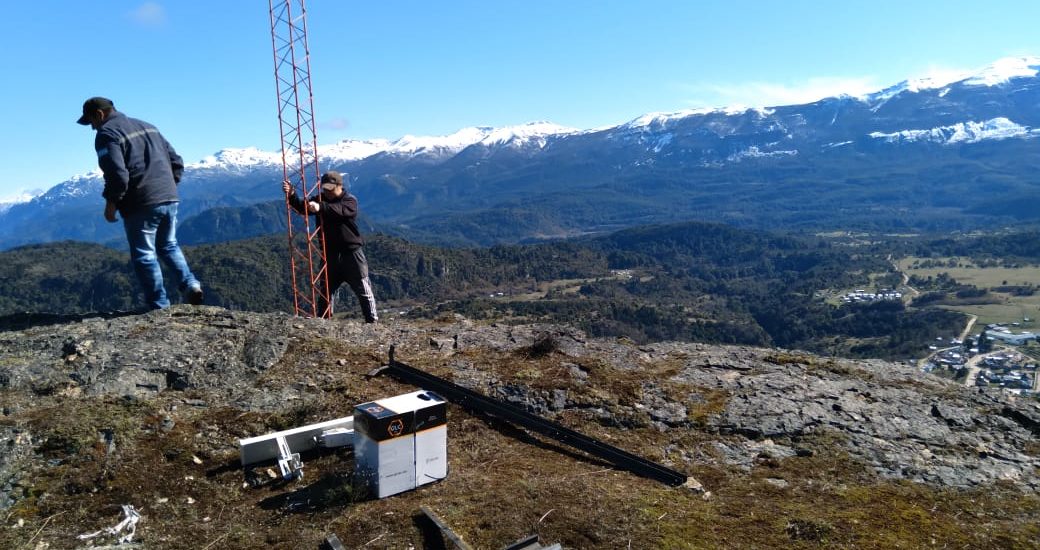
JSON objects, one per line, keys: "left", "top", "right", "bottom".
{"left": 353, "top": 390, "right": 447, "bottom": 498}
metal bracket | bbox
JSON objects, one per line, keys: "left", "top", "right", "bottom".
{"left": 315, "top": 427, "right": 352, "bottom": 448}
{"left": 420, "top": 506, "right": 474, "bottom": 550}
{"left": 276, "top": 435, "right": 303, "bottom": 480}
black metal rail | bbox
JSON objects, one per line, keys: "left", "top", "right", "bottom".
{"left": 419, "top": 506, "right": 474, "bottom": 550}
{"left": 375, "top": 346, "right": 688, "bottom": 487}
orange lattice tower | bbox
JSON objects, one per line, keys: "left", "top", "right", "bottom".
{"left": 269, "top": 0, "right": 331, "bottom": 318}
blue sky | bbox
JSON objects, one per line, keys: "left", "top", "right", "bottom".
{"left": 3, "top": 0, "right": 1040, "bottom": 200}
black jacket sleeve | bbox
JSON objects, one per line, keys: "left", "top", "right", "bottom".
{"left": 164, "top": 136, "right": 184, "bottom": 183}
{"left": 96, "top": 131, "right": 130, "bottom": 203}
{"left": 319, "top": 194, "right": 359, "bottom": 221}
{"left": 286, "top": 191, "right": 309, "bottom": 215}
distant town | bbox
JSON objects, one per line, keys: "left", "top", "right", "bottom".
{"left": 920, "top": 322, "right": 1038, "bottom": 397}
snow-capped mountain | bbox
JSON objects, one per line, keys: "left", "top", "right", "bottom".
{"left": 0, "top": 190, "right": 44, "bottom": 216}
{"left": 861, "top": 56, "right": 1040, "bottom": 105}
{"left": 189, "top": 147, "right": 282, "bottom": 171}
{"left": 324, "top": 122, "right": 579, "bottom": 159}
{"left": 2, "top": 56, "right": 1039, "bottom": 249}
{"left": 180, "top": 122, "right": 578, "bottom": 174}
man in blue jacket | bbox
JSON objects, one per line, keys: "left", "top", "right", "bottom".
{"left": 78, "top": 97, "right": 203, "bottom": 310}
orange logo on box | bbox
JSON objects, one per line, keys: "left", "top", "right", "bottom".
{"left": 387, "top": 419, "right": 405, "bottom": 437}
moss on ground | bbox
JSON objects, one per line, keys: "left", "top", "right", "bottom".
{"left": 1, "top": 348, "right": 1038, "bottom": 549}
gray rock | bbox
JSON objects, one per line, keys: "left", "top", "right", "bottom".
{"left": 429, "top": 337, "right": 454, "bottom": 350}
{"left": 242, "top": 333, "right": 288, "bottom": 371}
{"left": 0, "top": 427, "right": 33, "bottom": 510}
{"left": 0, "top": 307, "right": 1036, "bottom": 494}
{"left": 931, "top": 402, "right": 974, "bottom": 427}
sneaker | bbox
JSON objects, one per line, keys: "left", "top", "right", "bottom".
{"left": 186, "top": 286, "right": 204, "bottom": 306}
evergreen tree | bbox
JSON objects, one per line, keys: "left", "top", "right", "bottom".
{"left": 978, "top": 332, "right": 992, "bottom": 353}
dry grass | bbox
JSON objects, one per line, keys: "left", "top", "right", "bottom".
{"left": 899, "top": 257, "right": 1040, "bottom": 288}
{"left": 2, "top": 343, "right": 1039, "bottom": 549}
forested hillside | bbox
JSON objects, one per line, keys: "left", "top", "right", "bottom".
{"left": 0, "top": 222, "right": 967, "bottom": 359}
{"left": 909, "top": 230, "right": 1040, "bottom": 261}
{"left": 0, "top": 242, "right": 137, "bottom": 313}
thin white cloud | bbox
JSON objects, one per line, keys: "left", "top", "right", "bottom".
{"left": 318, "top": 117, "right": 351, "bottom": 131}
{"left": 683, "top": 76, "right": 882, "bottom": 109}
{"left": 128, "top": 2, "right": 167, "bottom": 27}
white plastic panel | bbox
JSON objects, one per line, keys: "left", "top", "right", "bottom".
{"left": 239, "top": 416, "right": 354, "bottom": 466}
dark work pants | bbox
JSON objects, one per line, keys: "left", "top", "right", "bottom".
{"left": 325, "top": 246, "right": 378, "bottom": 322}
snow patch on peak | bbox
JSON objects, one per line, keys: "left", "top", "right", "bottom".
{"left": 478, "top": 121, "right": 579, "bottom": 148}
{"left": 0, "top": 190, "right": 41, "bottom": 204}
{"left": 626, "top": 109, "right": 717, "bottom": 129}
{"left": 64, "top": 169, "right": 103, "bottom": 183}
{"left": 862, "top": 56, "right": 1040, "bottom": 106}
{"left": 322, "top": 138, "right": 392, "bottom": 162}
{"left": 385, "top": 127, "right": 492, "bottom": 156}
{"left": 0, "top": 189, "right": 46, "bottom": 214}
{"left": 727, "top": 146, "right": 798, "bottom": 162}
{"left": 868, "top": 117, "right": 1037, "bottom": 145}
{"left": 864, "top": 75, "right": 953, "bottom": 106}
{"left": 963, "top": 56, "right": 1040, "bottom": 86}
{"left": 179, "top": 123, "right": 577, "bottom": 170}
{"left": 35, "top": 173, "right": 103, "bottom": 203}
{"left": 379, "top": 123, "right": 578, "bottom": 156}
{"left": 190, "top": 147, "right": 282, "bottom": 170}
{"left": 623, "top": 105, "right": 768, "bottom": 131}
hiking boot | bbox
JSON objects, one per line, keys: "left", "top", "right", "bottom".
{"left": 186, "top": 286, "right": 204, "bottom": 306}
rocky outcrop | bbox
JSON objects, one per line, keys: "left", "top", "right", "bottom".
{"left": 677, "top": 351, "right": 1039, "bottom": 489}
{"left": 1, "top": 307, "right": 1038, "bottom": 519}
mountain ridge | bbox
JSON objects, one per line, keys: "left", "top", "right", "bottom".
{"left": 2, "top": 56, "right": 1040, "bottom": 248}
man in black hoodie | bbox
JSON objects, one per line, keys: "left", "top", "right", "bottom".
{"left": 78, "top": 97, "right": 203, "bottom": 310}
{"left": 283, "top": 171, "right": 378, "bottom": 322}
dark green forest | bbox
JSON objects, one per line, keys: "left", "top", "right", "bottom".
{"left": 0, "top": 221, "right": 994, "bottom": 360}
{"left": 910, "top": 230, "right": 1040, "bottom": 262}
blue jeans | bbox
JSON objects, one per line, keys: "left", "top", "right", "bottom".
{"left": 122, "top": 202, "right": 200, "bottom": 310}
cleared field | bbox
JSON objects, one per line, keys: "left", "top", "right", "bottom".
{"left": 499, "top": 270, "right": 645, "bottom": 301}
{"left": 899, "top": 256, "right": 1040, "bottom": 332}
{"left": 938, "top": 303, "right": 1039, "bottom": 332}
{"left": 897, "top": 256, "right": 1040, "bottom": 287}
